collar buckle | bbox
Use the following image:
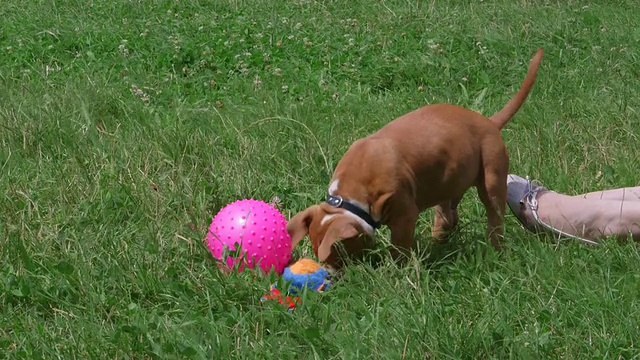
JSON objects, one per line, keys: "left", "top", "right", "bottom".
{"left": 326, "top": 195, "right": 343, "bottom": 207}
{"left": 325, "top": 194, "right": 381, "bottom": 229}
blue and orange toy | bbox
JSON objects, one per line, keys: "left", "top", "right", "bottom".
{"left": 260, "top": 258, "right": 332, "bottom": 311}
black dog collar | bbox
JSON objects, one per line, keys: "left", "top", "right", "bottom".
{"left": 326, "top": 194, "right": 381, "bottom": 229}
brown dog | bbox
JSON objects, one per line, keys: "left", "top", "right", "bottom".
{"left": 287, "top": 49, "right": 544, "bottom": 268}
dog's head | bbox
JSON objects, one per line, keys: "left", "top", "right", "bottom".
{"left": 286, "top": 203, "right": 374, "bottom": 269}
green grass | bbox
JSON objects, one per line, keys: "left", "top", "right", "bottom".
{"left": 1, "top": 0, "right": 640, "bottom": 358}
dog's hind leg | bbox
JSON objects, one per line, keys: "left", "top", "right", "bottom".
{"left": 476, "top": 158, "right": 509, "bottom": 251}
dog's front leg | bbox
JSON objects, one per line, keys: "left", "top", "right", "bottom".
{"left": 387, "top": 208, "right": 419, "bottom": 264}
{"left": 432, "top": 197, "right": 462, "bottom": 243}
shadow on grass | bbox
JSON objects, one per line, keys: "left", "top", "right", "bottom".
{"left": 346, "top": 221, "right": 494, "bottom": 275}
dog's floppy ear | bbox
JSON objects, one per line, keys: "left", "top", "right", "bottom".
{"left": 317, "top": 220, "right": 360, "bottom": 262}
{"left": 286, "top": 205, "right": 321, "bottom": 248}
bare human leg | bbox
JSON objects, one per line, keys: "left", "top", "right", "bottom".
{"left": 574, "top": 186, "right": 640, "bottom": 201}
{"left": 506, "top": 175, "right": 640, "bottom": 243}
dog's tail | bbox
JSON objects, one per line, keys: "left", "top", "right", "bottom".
{"left": 490, "top": 48, "right": 544, "bottom": 129}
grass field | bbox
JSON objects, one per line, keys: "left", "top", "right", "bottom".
{"left": 1, "top": 0, "right": 640, "bottom": 358}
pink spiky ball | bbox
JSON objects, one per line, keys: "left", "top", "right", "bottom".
{"left": 207, "top": 199, "right": 292, "bottom": 275}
